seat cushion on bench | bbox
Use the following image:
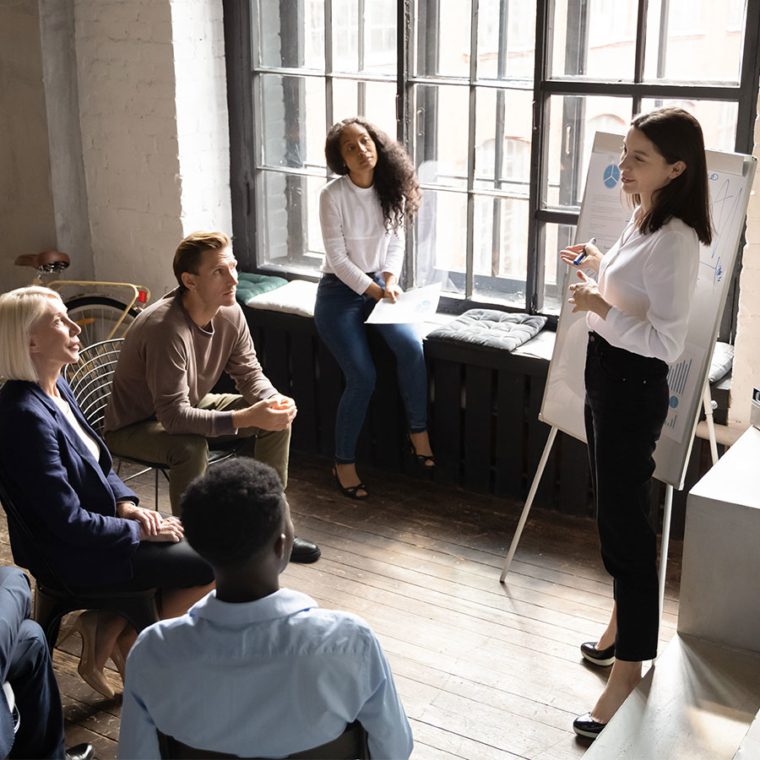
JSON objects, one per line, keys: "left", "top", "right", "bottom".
{"left": 708, "top": 341, "right": 734, "bottom": 384}
{"left": 236, "top": 273, "right": 288, "bottom": 305}
{"left": 244, "top": 279, "right": 318, "bottom": 317}
{"left": 425, "top": 309, "right": 547, "bottom": 353}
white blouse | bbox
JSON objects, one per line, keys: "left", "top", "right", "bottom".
{"left": 319, "top": 175, "right": 405, "bottom": 295}
{"left": 587, "top": 213, "right": 699, "bottom": 363}
{"left": 52, "top": 394, "right": 101, "bottom": 462}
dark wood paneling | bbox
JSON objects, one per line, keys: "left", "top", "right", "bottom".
{"left": 430, "top": 358, "right": 463, "bottom": 486}
{"left": 495, "top": 372, "right": 526, "bottom": 499}
{"left": 463, "top": 366, "right": 493, "bottom": 492}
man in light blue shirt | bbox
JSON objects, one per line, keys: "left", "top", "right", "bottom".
{"left": 118, "top": 459, "right": 413, "bottom": 759}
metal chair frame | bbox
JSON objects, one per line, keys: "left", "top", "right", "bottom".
{"left": 65, "top": 339, "right": 238, "bottom": 507}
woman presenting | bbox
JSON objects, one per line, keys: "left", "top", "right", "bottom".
{"left": 559, "top": 108, "right": 712, "bottom": 738}
{"left": 315, "top": 117, "right": 434, "bottom": 499}
{"left": 0, "top": 287, "right": 214, "bottom": 700}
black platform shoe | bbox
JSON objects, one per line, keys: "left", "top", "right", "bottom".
{"left": 580, "top": 641, "right": 615, "bottom": 667}
{"left": 573, "top": 712, "right": 606, "bottom": 740}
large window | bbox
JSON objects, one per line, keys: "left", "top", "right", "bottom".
{"left": 225, "top": 0, "right": 760, "bottom": 319}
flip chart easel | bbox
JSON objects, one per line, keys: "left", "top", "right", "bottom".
{"left": 500, "top": 133, "right": 756, "bottom": 621}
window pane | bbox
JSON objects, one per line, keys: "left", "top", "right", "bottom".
{"left": 332, "top": 80, "right": 397, "bottom": 137}
{"left": 332, "top": 0, "right": 397, "bottom": 74}
{"left": 414, "top": 85, "right": 470, "bottom": 190}
{"left": 542, "top": 222, "right": 577, "bottom": 315}
{"left": 415, "top": 189, "right": 468, "bottom": 295}
{"left": 644, "top": 0, "right": 746, "bottom": 83}
{"left": 414, "top": 1, "right": 471, "bottom": 78}
{"left": 546, "top": 95, "right": 631, "bottom": 208}
{"left": 472, "top": 196, "right": 529, "bottom": 308}
{"left": 477, "top": 0, "right": 537, "bottom": 80}
{"left": 260, "top": 75, "right": 326, "bottom": 170}
{"left": 640, "top": 99, "right": 739, "bottom": 152}
{"left": 257, "top": 173, "right": 325, "bottom": 273}
{"left": 551, "top": 0, "right": 638, "bottom": 80}
{"left": 474, "top": 89, "right": 532, "bottom": 194}
{"left": 364, "top": 0, "right": 397, "bottom": 73}
{"left": 257, "top": 0, "right": 324, "bottom": 70}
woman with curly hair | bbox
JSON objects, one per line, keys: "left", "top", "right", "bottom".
{"left": 315, "top": 117, "right": 434, "bottom": 499}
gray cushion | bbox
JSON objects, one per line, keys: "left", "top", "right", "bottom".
{"left": 709, "top": 341, "right": 734, "bottom": 384}
{"left": 426, "top": 309, "right": 547, "bottom": 353}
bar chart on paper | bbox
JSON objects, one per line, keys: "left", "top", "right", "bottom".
{"left": 664, "top": 355, "right": 694, "bottom": 442}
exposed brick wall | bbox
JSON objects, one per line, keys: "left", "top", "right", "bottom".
{"left": 170, "top": 0, "right": 232, "bottom": 237}
{"left": 731, "top": 93, "right": 760, "bottom": 425}
{"left": 73, "top": 0, "right": 231, "bottom": 299}
{"left": 0, "top": 0, "right": 57, "bottom": 291}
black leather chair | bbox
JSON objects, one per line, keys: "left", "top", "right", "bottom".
{"left": 156, "top": 721, "right": 370, "bottom": 759}
{"left": 0, "top": 469, "right": 160, "bottom": 649}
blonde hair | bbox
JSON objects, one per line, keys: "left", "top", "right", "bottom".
{"left": 173, "top": 231, "right": 231, "bottom": 291}
{"left": 0, "top": 286, "right": 63, "bottom": 382}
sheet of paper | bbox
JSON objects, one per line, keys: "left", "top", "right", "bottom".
{"left": 365, "top": 283, "right": 441, "bottom": 324}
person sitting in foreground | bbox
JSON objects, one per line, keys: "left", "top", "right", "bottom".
{"left": 0, "top": 287, "right": 214, "bottom": 701}
{"left": 0, "top": 565, "right": 93, "bottom": 760}
{"left": 119, "top": 458, "right": 413, "bottom": 759}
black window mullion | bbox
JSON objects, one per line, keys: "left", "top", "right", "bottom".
{"left": 490, "top": 0, "right": 510, "bottom": 280}
{"left": 632, "top": 0, "right": 647, "bottom": 117}
{"left": 358, "top": 0, "right": 366, "bottom": 114}
{"left": 325, "top": 0, "right": 334, "bottom": 144}
{"left": 528, "top": 0, "right": 553, "bottom": 313}
{"left": 736, "top": 0, "right": 760, "bottom": 154}
{"left": 400, "top": 0, "right": 414, "bottom": 286}
{"left": 464, "top": 0, "right": 479, "bottom": 299}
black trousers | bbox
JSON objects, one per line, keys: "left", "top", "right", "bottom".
{"left": 0, "top": 567, "right": 65, "bottom": 759}
{"left": 584, "top": 332, "right": 669, "bottom": 662}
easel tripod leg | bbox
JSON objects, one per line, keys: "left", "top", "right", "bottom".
{"left": 500, "top": 426, "right": 558, "bottom": 583}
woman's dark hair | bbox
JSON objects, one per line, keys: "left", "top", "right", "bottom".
{"left": 324, "top": 117, "right": 421, "bottom": 230}
{"left": 630, "top": 107, "right": 712, "bottom": 245}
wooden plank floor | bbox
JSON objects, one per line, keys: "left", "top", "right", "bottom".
{"left": 0, "top": 452, "right": 683, "bottom": 759}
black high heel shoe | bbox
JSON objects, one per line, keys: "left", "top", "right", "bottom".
{"left": 580, "top": 641, "right": 616, "bottom": 667}
{"left": 332, "top": 466, "right": 369, "bottom": 500}
{"left": 408, "top": 437, "right": 435, "bottom": 468}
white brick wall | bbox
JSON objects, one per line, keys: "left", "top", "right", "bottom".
{"left": 73, "top": 0, "right": 231, "bottom": 299}
{"left": 0, "top": 0, "right": 57, "bottom": 291}
{"left": 171, "top": 0, "right": 232, "bottom": 237}
{"left": 731, "top": 100, "right": 760, "bottom": 425}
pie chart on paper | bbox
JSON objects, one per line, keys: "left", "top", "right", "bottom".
{"left": 602, "top": 164, "right": 620, "bottom": 189}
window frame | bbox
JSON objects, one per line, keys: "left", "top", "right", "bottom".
{"left": 224, "top": 0, "right": 760, "bottom": 334}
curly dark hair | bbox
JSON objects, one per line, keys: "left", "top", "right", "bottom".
{"left": 324, "top": 117, "right": 421, "bottom": 230}
{"left": 181, "top": 458, "right": 284, "bottom": 568}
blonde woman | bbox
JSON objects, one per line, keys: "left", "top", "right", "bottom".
{"left": 0, "top": 287, "right": 214, "bottom": 700}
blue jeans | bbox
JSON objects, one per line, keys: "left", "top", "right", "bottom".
{"left": 314, "top": 274, "right": 429, "bottom": 464}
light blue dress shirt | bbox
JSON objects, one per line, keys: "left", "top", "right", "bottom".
{"left": 118, "top": 588, "right": 413, "bottom": 759}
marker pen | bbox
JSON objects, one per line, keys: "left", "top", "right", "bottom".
{"left": 572, "top": 237, "right": 597, "bottom": 266}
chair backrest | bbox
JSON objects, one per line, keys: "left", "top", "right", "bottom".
{"left": 64, "top": 338, "right": 124, "bottom": 435}
{"left": 0, "top": 464, "right": 73, "bottom": 595}
{"left": 156, "top": 721, "right": 370, "bottom": 760}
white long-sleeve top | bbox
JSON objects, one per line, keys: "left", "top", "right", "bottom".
{"left": 319, "top": 175, "right": 405, "bottom": 295}
{"left": 587, "top": 213, "right": 699, "bottom": 363}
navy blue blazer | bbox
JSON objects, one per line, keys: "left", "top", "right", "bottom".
{"left": 0, "top": 377, "right": 141, "bottom": 588}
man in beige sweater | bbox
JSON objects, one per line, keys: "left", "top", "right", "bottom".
{"left": 104, "top": 231, "right": 320, "bottom": 563}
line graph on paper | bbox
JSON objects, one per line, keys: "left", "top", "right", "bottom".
{"left": 700, "top": 173, "right": 741, "bottom": 289}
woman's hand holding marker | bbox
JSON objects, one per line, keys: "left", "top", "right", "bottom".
{"left": 559, "top": 237, "right": 602, "bottom": 274}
